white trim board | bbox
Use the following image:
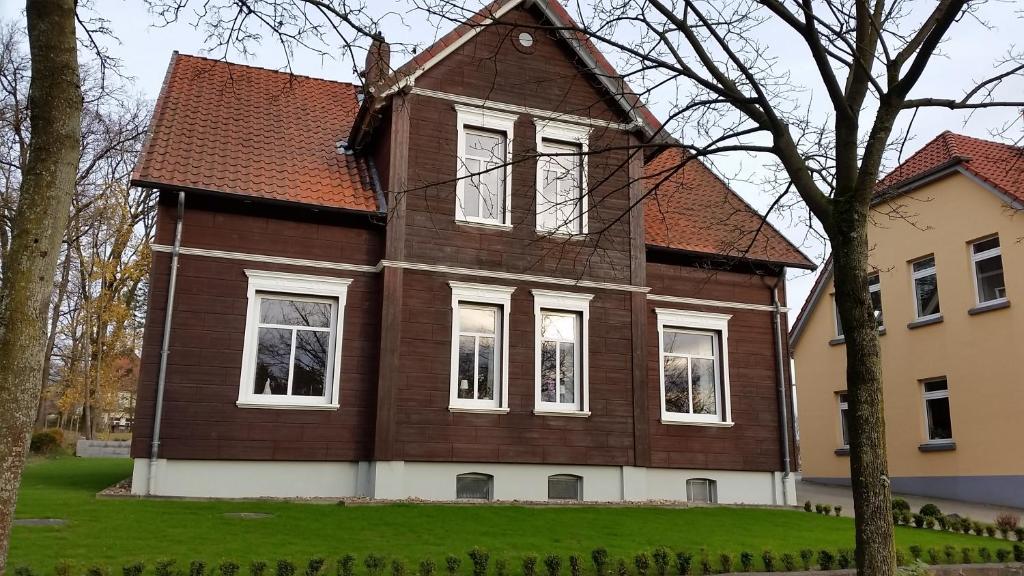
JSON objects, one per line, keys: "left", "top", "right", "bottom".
{"left": 150, "top": 244, "right": 380, "bottom": 273}
{"left": 379, "top": 259, "right": 648, "bottom": 293}
{"left": 647, "top": 293, "right": 787, "bottom": 313}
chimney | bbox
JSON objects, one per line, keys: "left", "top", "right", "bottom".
{"left": 363, "top": 33, "right": 390, "bottom": 90}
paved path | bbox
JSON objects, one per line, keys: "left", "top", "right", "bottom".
{"left": 797, "top": 478, "right": 1024, "bottom": 523}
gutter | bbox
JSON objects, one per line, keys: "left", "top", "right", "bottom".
{"left": 770, "top": 277, "right": 793, "bottom": 505}
{"left": 148, "top": 191, "right": 184, "bottom": 495}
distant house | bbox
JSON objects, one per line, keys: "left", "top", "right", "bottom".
{"left": 129, "top": 0, "right": 812, "bottom": 502}
{"left": 790, "top": 132, "right": 1024, "bottom": 507}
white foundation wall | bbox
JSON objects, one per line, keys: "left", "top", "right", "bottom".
{"left": 133, "top": 458, "right": 793, "bottom": 504}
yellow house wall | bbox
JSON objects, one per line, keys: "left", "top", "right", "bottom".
{"left": 794, "top": 171, "right": 1024, "bottom": 481}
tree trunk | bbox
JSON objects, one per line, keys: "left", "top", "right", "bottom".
{"left": 0, "top": 0, "right": 81, "bottom": 571}
{"left": 36, "top": 245, "right": 72, "bottom": 429}
{"left": 831, "top": 209, "right": 894, "bottom": 576}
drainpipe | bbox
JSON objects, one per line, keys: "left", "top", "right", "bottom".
{"left": 770, "top": 276, "right": 793, "bottom": 505}
{"left": 148, "top": 191, "right": 185, "bottom": 495}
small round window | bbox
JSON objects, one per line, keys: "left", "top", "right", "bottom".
{"left": 518, "top": 32, "right": 534, "bottom": 48}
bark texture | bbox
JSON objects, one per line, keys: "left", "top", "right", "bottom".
{"left": 0, "top": 0, "right": 81, "bottom": 571}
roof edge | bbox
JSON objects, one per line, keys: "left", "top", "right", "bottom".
{"left": 788, "top": 256, "right": 833, "bottom": 349}
{"left": 646, "top": 243, "right": 817, "bottom": 271}
{"left": 128, "top": 180, "right": 385, "bottom": 217}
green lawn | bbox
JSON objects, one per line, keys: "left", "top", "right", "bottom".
{"left": 7, "top": 458, "right": 1010, "bottom": 573}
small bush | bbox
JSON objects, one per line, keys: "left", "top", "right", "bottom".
{"left": 30, "top": 429, "right": 64, "bottom": 454}
{"left": 925, "top": 548, "right": 940, "bottom": 565}
{"left": 901, "top": 510, "right": 912, "bottom": 526}
{"left": 822, "top": 505, "right": 833, "bottom": 516}
{"left": 156, "top": 560, "right": 178, "bottom": 576}
{"left": 760, "top": 551, "right": 775, "bottom": 573}
{"left": 804, "top": 501, "right": 813, "bottom": 513}
{"left": 220, "top": 562, "right": 240, "bottom": 576}
{"left": 277, "top": 562, "right": 296, "bottom": 576}
{"left": 919, "top": 504, "right": 942, "bottom": 518}
{"left": 946, "top": 516, "right": 962, "bottom": 533}
{"left": 895, "top": 549, "right": 908, "bottom": 566}
{"left": 834, "top": 505, "right": 842, "bottom": 517}
{"left": 936, "top": 515, "right": 948, "bottom": 531}
{"left": 961, "top": 547, "right": 973, "bottom": 564}
{"left": 592, "top": 549, "right": 610, "bottom": 576}
{"left": 191, "top": 561, "right": 208, "bottom": 576}
{"left": 306, "top": 559, "right": 325, "bottom": 576}
{"left": 652, "top": 548, "right": 670, "bottom": 576}
{"left": 996, "top": 549, "right": 1012, "bottom": 563}
{"left": 87, "top": 568, "right": 109, "bottom": 576}
{"left": 633, "top": 553, "right": 649, "bottom": 576}
{"left": 55, "top": 561, "right": 74, "bottom": 576}
{"left": 908, "top": 546, "right": 922, "bottom": 560}
{"left": 739, "top": 552, "right": 754, "bottom": 572}
{"left": 544, "top": 555, "right": 562, "bottom": 576}
{"left": 978, "top": 548, "right": 992, "bottom": 563}
{"left": 14, "top": 567, "right": 34, "bottom": 576}
{"left": 123, "top": 563, "right": 145, "bottom": 576}
{"left": 924, "top": 517, "right": 936, "bottom": 530}
{"left": 1015, "top": 527, "right": 1024, "bottom": 542}
{"left": 799, "top": 550, "right": 814, "bottom": 571}
{"left": 615, "top": 560, "right": 629, "bottom": 576}
{"left": 569, "top": 555, "right": 582, "bottom": 576}
{"left": 892, "top": 498, "right": 911, "bottom": 512}
{"left": 972, "top": 521, "right": 985, "bottom": 535}
{"left": 943, "top": 545, "right": 956, "bottom": 564}
{"left": 469, "top": 548, "right": 490, "bottom": 576}
{"left": 836, "top": 550, "right": 852, "bottom": 570}
{"left": 780, "top": 554, "right": 796, "bottom": 572}
{"left": 1013, "top": 543, "right": 1024, "bottom": 562}
{"left": 816, "top": 550, "right": 834, "bottom": 571}
{"left": 418, "top": 560, "right": 436, "bottom": 576}
{"left": 697, "top": 551, "right": 712, "bottom": 576}
{"left": 391, "top": 561, "right": 406, "bottom": 576}
{"left": 366, "top": 557, "right": 385, "bottom": 576}
{"left": 815, "top": 504, "right": 824, "bottom": 514}
{"left": 986, "top": 525, "right": 998, "bottom": 538}
{"left": 494, "top": 560, "right": 507, "bottom": 576}
{"left": 445, "top": 556, "right": 461, "bottom": 576}
{"left": 522, "top": 556, "right": 537, "bottom": 576}
{"left": 675, "top": 552, "right": 692, "bottom": 576}
{"left": 912, "top": 514, "right": 925, "bottom": 528}
{"left": 716, "top": 553, "right": 732, "bottom": 574}
{"left": 338, "top": 556, "right": 355, "bottom": 576}
{"left": 251, "top": 562, "right": 268, "bottom": 576}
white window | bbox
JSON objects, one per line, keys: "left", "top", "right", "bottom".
{"left": 655, "top": 309, "right": 733, "bottom": 426}
{"left": 449, "top": 282, "right": 515, "bottom": 413}
{"left": 237, "top": 270, "right": 351, "bottom": 409}
{"left": 922, "top": 379, "right": 953, "bottom": 442}
{"left": 971, "top": 236, "right": 1006, "bottom": 304}
{"left": 456, "top": 473, "right": 494, "bottom": 500}
{"left": 548, "top": 474, "right": 582, "bottom": 501}
{"left": 535, "top": 119, "right": 590, "bottom": 235}
{"left": 833, "top": 273, "right": 883, "bottom": 338}
{"left": 532, "top": 290, "right": 592, "bottom": 415}
{"left": 838, "top": 392, "right": 850, "bottom": 448}
{"left": 911, "top": 256, "right": 941, "bottom": 320}
{"left": 455, "top": 105, "right": 517, "bottom": 227}
{"left": 686, "top": 478, "right": 718, "bottom": 503}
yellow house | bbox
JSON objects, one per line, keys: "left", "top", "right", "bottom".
{"left": 790, "top": 132, "right": 1024, "bottom": 507}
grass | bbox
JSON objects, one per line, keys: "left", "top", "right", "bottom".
{"left": 8, "top": 457, "right": 1014, "bottom": 573}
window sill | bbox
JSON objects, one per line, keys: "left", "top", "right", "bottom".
{"left": 448, "top": 405, "right": 510, "bottom": 415}
{"left": 907, "top": 314, "right": 943, "bottom": 330}
{"left": 919, "top": 441, "right": 956, "bottom": 453}
{"left": 236, "top": 400, "right": 339, "bottom": 411}
{"left": 534, "top": 409, "right": 591, "bottom": 418}
{"left": 968, "top": 299, "right": 1010, "bottom": 315}
{"left": 834, "top": 447, "right": 850, "bottom": 456}
{"left": 536, "top": 230, "right": 587, "bottom": 242}
{"left": 660, "top": 418, "right": 735, "bottom": 428}
{"left": 456, "top": 220, "right": 513, "bottom": 231}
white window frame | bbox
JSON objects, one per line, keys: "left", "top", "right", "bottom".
{"left": 534, "top": 119, "right": 590, "bottom": 235}
{"left": 837, "top": 392, "right": 850, "bottom": 448}
{"left": 455, "top": 105, "right": 517, "bottom": 228}
{"left": 449, "top": 281, "right": 515, "bottom": 413}
{"left": 532, "top": 289, "right": 593, "bottom": 416}
{"left": 921, "top": 378, "right": 953, "bottom": 443}
{"left": 832, "top": 294, "right": 843, "bottom": 338}
{"left": 655, "top": 308, "right": 733, "bottom": 426}
{"left": 237, "top": 270, "right": 352, "bottom": 410}
{"left": 970, "top": 235, "right": 1007, "bottom": 305}
{"left": 910, "top": 255, "right": 941, "bottom": 321}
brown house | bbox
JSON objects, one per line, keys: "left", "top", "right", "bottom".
{"left": 129, "top": 0, "right": 813, "bottom": 503}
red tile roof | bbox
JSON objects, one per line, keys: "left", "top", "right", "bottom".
{"left": 876, "top": 131, "right": 1024, "bottom": 203}
{"left": 132, "top": 53, "right": 379, "bottom": 212}
{"left": 643, "top": 147, "right": 814, "bottom": 269}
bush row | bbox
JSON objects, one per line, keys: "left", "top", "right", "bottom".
{"left": 803, "top": 499, "right": 1023, "bottom": 541}
{"left": 16, "top": 544, "right": 1024, "bottom": 576}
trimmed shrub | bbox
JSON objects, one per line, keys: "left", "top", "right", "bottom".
{"left": 652, "top": 548, "right": 669, "bottom": 576}
{"left": 716, "top": 554, "right": 732, "bottom": 574}
{"left": 445, "top": 556, "right": 461, "bottom": 576}
{"left": 191, "top": 561, "right": 208, "bottom": 576}
{"left": 996, "top": 549, "right": 1012, "bottom": 563}
{"left": 156, "top": 560, "right": 178, "bottom": 576}
{"left": 675, "top": 552, "right": 692, "bottom": 576}
{"left": 912, "top": 514, "right": 925, "bottom": 528}
{"left": 943, "top": 546, "right": 956, "bottom": 564}
{"left": 780, "top": 554, "right": 796, "bottom": 572}
{"left": 250, "top": 562, "right": 268, "bottom": 576}
{"left": 925, "top": 517, "right": 937, "bottom": 530}
{"left": 522, "top": 556, "right": 537, "bottom": 576}
{"left": 86, "top": 567, "right": 109, "bottom": 576}
{"left": 836, "top": 550, "right": 852, "bottom": 570}
{"left": 973, "top": 521, "right": 985, "bottom": 535}
{"left": 799, "top": 550, "right": 814, "bottom": 571}
{"left": 908, "top": 546, "right": 922, "bottom": 560}
{"left": 633, "top": 553, "right": 649, "bottom": 576}
{"left": 277, "top": 562, "right": 296, "bottom": 576}
{"left": 592, "top": 549, "right": 610, "bottom": 576}
{"left": 895, "top": 549, "right": 908, "bottom": 567}
{"left": 739, "top": 552, "right": 754, "bottom": 572}
{"left": 469, "top": 548, "right": 490, "bottom": 576}
{"left": 13, "top": 567, "right": 34, "bottom": 576}
{"left": 220, "top": 563, "right": 240, "bottom": 576}
{"left": 816, "top": 550, "right": 834, "bottom": 571}
{"left": 919, "top": 504, "right": 942, "bottom": 518}
{"left": 544, "top": 555, "right": 562, "bottom": 576}
{"left": 804, "top": 501, "right": 813, "bottom": 513}
{"left": 615, "top": 560, "right": 629, "bottom": 576}
{"left": 1015, "top": 527, "right": 1024, "bottom": 543}
{"left": 986, "top": 525, "right": 998, "bottom": 538}
{"left": 1013, "top": 543, "right": 1024, "bottom": 562}
{"left": 418, "top": 560, "right": 436, "bottom": 576}
{"left": 961, "top": 547, "right": 973, "bottom": 564}
{"left": 338, "top": 556, "right": 355, "bottom": 576}
{"left": 569, "top": 556, "right": 582, "bottom": 576}
{"left": 366, "top": 557, "right": 385, "bottom": 576}
{"left": 901, "top": 510, "right": 912, "bottom": 526}
{"left": 306, "top": 559, "right": 325, "bottom": 576}
{"left": 978, "top": 548, "right": 992, "bottom": 563}
{"left": 822, "top": 505, "right": 833, "bottom": 516}
{"left": 123, "top": 563, "right": 145, "bottom": 576}
{"left": 834, "top": 505, "right": 842, "bottom": 517}
{"left": 936, "top": 515, "right": 948, "bottom": 531}
{"left": 30, "top": 429, "right": 64, "bottom": 454}
{"left": 697, "top": 551, "right": 712, "bottom": 576}
{"left": 495, "top": 560, "right": 507, "bottom": 576}
{"left": 925, "top": 548, "right": 940, "bottom": 565}
{"left": 892, "top": 498, "right": 911, "bottom": 513}
{"left": 760, "top": 551, "right": 775, "bottom": 573}
{"left": 815, "top": 504, "right": 824, "bottom": 514}
{"left": 391, "top": 561, "right": 406, "bottom": 576}
{"left": 56, "top": 561, "right": 74, "bottom": 576}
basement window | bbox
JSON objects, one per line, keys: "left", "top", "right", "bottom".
{"left": 456, "top": 473, "right": 494, "bottom": 500}
{"left": 548, "top": 474, "right": 582, "bottom": 501}
{"left": 686, "top": 478, "right": 718, "bottom": 503}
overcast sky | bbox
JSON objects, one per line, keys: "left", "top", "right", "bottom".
{"left": 3, "top": 1, "right": 1021, "bottom": 321}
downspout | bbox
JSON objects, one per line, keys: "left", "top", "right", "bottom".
{"left": 148, "top": 191, "right": 184, "bottom": 495}
{"left": 770, "top": 275, "right": 793, "bottom": 505}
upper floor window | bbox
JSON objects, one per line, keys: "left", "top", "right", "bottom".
{"left": 534, "top": 120, "right": 590, "bottom": 235}
{"left": 237, "top": 270, "right": 351, "bottom": 409}
{"left": 837, "top": 392, "right": 850, "bottom": 448}
{"left": 922, "top": 378, "right": 953, "bottom": 443}
{"left": 971, "top": 236, "right": 1006, "bottom": 305}
{"left": 448, "top": 282, "right": 515, "bottom": 413}
{"left": 833, "top": 273, "right": 883, "bottom": 338}
{"left": 656, "top": 309, "right": 733, "bottom": 426}
{"left": 686, "top": 478, "right": 718, "bottom": 503}
{"left": 532, "top": 290, "right": 592, "bottom": 415}
{"left": 911, "top": 256, "right": 941, "bottom": 320}
{"left": 455, "top": 105, "right": 517, "bottom": 227}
